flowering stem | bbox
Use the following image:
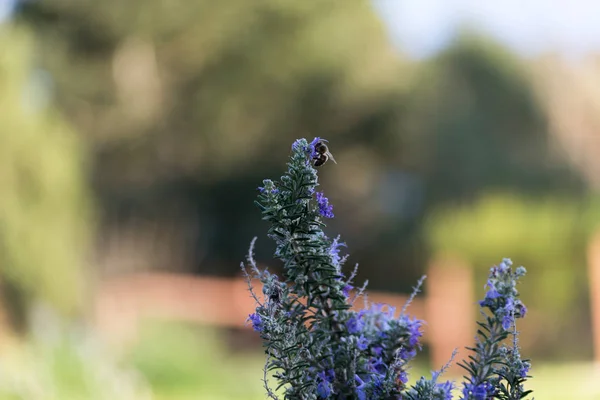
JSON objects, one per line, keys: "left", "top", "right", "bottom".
{"left": 245, "top": 140, "right": 532, "bottom": 400}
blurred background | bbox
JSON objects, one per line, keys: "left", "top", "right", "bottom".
{"left": 1, "top": 0, "right": 600, "bottom": 398}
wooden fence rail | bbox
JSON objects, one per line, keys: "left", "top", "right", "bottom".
{"left": 94, "top": 258, "right": 474, "bottom": 369}
{"left": 588, "top": 232, "right": 600, "bottom": 364}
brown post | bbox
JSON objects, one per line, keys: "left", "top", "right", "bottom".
{"left": 425, "top": 255, "right": 475, "bottom": 373}
{"left": 587, "top": 231, "right": 600, "bottom": 364}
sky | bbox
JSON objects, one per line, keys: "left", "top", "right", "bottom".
{"left": 0, "top": 0, "right": 12, "bottom": 22}
{"left": 372, "top": 0, "right": 600, "bottom": 59}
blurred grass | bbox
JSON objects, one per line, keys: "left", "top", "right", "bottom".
{"left": 130, "top": 322, "right": 600, "bottom": 400}
{"left": 526, "top": 362, "right": 600, "bottom": 399}
{"left": 408, "top": 363, "right": 600, "bottom": 400}
{"left": 409, "top": 362, "right": 600, "bottom": 400}
{"left": 128, "top": 321, "right": 267, "bottom": 400}
{"left": 0, "top": 320, "right": 598, "bottom": 399}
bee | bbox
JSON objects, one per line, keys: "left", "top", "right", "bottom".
{"left": 269, "top": 285, "right": 281, "bottom": 304}
{"left": 313, "top": 139, "right": 337, "bottom": 167}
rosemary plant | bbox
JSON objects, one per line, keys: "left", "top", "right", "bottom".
{"left": 242, "top": 138, "right": 532, "bottom": 399}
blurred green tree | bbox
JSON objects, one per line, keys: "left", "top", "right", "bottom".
{"left": 15, "top": 3, "right": 585, "bottom": 279}
{"left": 15, "top": 0, "right": 412, "bottom": 277}
{"left": 0, "top": 25, "right": 91, "bottom": 332}
{"left": 406, "top": 34, "right": 591, "bottom": 359}
{"left": 346, "top": 34, "right": 587, "bottom": 292}
{"left": 401, "top": 33, "right": 584, "bottom": 207}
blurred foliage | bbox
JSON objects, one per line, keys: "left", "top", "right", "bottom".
{"left": 15, "top": 0, "right": 415, "bottom": 279}
{"left": 11, "top": 0, "right": 597, "bottom": 362}
{"left": 0, "top": 309, "right": 150, "bottom": 400}
{"left": 0, "top": 26, "right": 91, "bottom": 330}
{"left": 16, "top": 0, "right": 401, "bottom": 170}
{"left": 401, "top": 34, "right": 584, "bottom": 206}
{"left": 128, "top": 321, "right": 269, "bottom": 400}
{"left": 426, "top": 192, "right": 600, "bottom": 359}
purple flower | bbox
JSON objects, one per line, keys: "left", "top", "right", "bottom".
{"left": 504, "top": 297, "right": 515, "bottom": 313}
{"left": 316, "top": 381, "right": 331, "bottom": 398}
{"left": 368, "top": 357, "right": 387, "bottom": 374}
{"left": 478, "top": 298, "right": 492, "bottom": 308}
{"left": 247, "top": 313, "right": 263, "bottom": 332}
{"left": 372, "top": 346, "right": 383, "bottom": 356}
{"left": 292, "top": 139, "right": 309, "bottom": 153}
{"left": 369, "top": 303, "right": 385, "bottom": 313}
{"left": 343, "top": 284, "right": 353, "bottom": 297}
{"left": 479, "top": 259, "right": 528, "bottom": 330}
{"left": 500, "top": 298, "right": 516, "bottom": 330}
{"left": 383, "top": 305, "right": 396, "bottom": 319}
{"left": 498, "top": 258, "right": 512, "bottom": 273}
{"left": 357, "top": 335, "right": 369, "bottom": 351}
{"left": 329, "top": 236, "right": 346, "bottom": 266}
{"left": 346, "top": 314, "right": 364, "bottom": 334}
{"left": 519, "top": 361, "right": 531, "bottom": 378}
{"left": 484, "top": 280, "right": 501, "bottom": 300}
{"left": 258, "top": 186, "right": 279, "bottom": 194}
{"left": 309, "top": 137, "right": 321, "bottom": 159}
{"left": 316, "top": 191, "right": 334, "bottom": 218}
{"left": 400, "top": 315, "right": 423, "bottom": 347}
{"left": 316, "top": 370, "right": 334, "bottom": 398}
{"left": 436, "top": 380, "right": 454, "bottom": 400}
{"left": 502, "top": 315, "right": 513, "bottom": 330}
{"left": 398, "top": 347, "right": 417, "bottom": 360}
{"left": 355, "top": 375, "right": 367, "bottom": 400}
{"left": 408, "top": 326, "right": 421, "bottom": 347}
{"left": 362, "top": 303, "right": 393, "bottom": 330}
{"left": 398, "top": 370, "right": 409, "bottom": 384}
{"left": 371, "top": 374, "right": 385, "bottom": 393}
{"left": 462, "top": 382, "right": 495, "bottom": 400}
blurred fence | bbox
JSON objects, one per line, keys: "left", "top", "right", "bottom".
{"left": 588, "top": 232, "right": 600, "bottom": 364}
{"left": 94, "top": 257, "right": 474, "bottom": 369}
{"left": 91, "top": 234, "right": 600, "bottom": 369}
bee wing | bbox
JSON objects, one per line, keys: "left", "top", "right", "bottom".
{"left": 326, "top": 151, "right": 337, "bottom": 164}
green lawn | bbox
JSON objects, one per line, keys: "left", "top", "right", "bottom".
{"left": 0, "top": 321, "right": 597, "bottom": 399}
{"left": 133, "top": 323, "right": 600, "bottom": 400}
